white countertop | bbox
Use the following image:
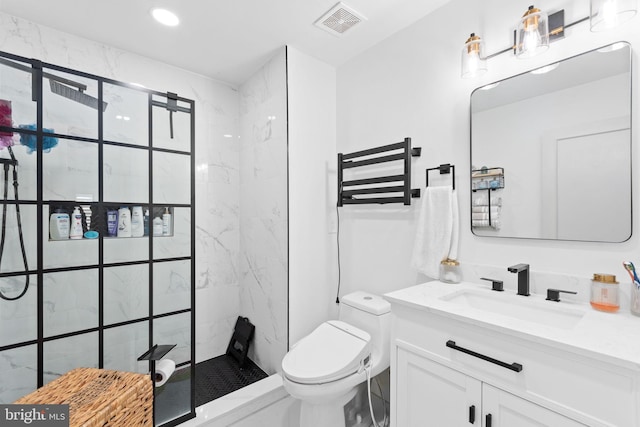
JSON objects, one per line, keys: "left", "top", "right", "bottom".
{"left": 384, "top": 281, "right": 640, "bottom": 371}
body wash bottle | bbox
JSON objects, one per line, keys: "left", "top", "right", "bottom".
{"left": 153, "top": 217, "right": 163, "bottom": 236}
{"left": 107, "top": 209, "right": 118, "bottom": 237}
{"left": 131, "top": 206, "right": 144, "bottom": 237}
{"left": 117, "top": 206, "right": 132, "bottom": 238}
{"left": 69, "top": 207, "right": 84, "bottom": 240}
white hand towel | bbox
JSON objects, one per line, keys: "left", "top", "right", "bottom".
{"left": 472, "top": 212, "right": 500, "bottom": 220}
{"left": 412, "top": 187, "right": 459, "bottom": 279}
{"left": 472, "top": 206, "right": 501, "bottom": 214}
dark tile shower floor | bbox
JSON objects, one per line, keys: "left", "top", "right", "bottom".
{"left": 195, "top": 354, "right": 268, "bottom": 407}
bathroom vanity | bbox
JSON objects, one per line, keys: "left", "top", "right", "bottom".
{"left": 384, "top": 281, "right": 640, "bottom": 426}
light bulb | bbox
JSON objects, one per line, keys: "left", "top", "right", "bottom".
{"left": 591, "top": 0, "right": 637, "bottom": 31}
{"left": 523, "top": 29, "right": 541, "bottom": 53}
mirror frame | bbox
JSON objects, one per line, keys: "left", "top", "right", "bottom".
{"left": 469, "top": 42, "right": 633, "bottom": 242}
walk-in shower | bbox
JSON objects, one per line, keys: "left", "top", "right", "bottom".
{"left": 0, "top": 50, "right": 195, "bottom": 427}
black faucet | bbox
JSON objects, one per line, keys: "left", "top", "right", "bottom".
{"left": 508, "top": 263, "right": 530, "bottom": 296}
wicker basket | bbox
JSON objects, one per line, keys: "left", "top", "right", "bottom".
{"left": 15, "top": 367, "right": 153, "bottom": 427}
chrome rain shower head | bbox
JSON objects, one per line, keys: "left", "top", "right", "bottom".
{"left": 48, "top": 79, "right": 108, "bottom": 112}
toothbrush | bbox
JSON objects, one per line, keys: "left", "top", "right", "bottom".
{"left": 622, "top": 261, "right": 640, "bottom": 288}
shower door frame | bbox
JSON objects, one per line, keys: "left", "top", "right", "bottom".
{"left": 0, "top": 50, "right": 196, "bottom": 427}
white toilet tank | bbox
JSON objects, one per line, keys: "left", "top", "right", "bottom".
{"left": 339, "top": 291, "right": 391, "bottom": 374}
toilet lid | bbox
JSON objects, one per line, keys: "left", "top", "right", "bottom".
{"left": 282, "top": 321, "right": 371, "bottom": 384}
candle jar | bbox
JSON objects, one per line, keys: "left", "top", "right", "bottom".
{"left": 590, "top": 273, "right": 619, "bottom": 313}
{"left": 439, "top": 259, "right": 462, "bottom": 284}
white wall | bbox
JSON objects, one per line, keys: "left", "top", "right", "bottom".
{"left": 238, "top": 48, "right": 288, "bottom": 374}
{"left": 335, "top": 0, "right": 640, "bottom": 298}
{"left": 286, "top": 47, "right": 338, "bottom": 345}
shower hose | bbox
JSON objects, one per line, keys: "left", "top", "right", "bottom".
{"left": 0, "top": 146, "right": 30, "bottom": 301}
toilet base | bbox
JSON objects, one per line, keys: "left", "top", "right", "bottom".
{"left": 298, "top": 384, "right": 371, "bottom": 427}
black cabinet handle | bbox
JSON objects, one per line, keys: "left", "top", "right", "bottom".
{"left": 486, "top": 413, "right": 492, "bottom": 427}
{"left": 468, "top": 405, "right": 475, "bottom": 424}
{"left": 446, "top": 340, "right": 523, "bottom": 372}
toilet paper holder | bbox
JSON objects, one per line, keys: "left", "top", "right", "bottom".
{"left": 137, "top": 344, "right": 177, "bottom": 385}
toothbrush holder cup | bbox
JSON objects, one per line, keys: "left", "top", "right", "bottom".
{"left": 631, "top": 282, "right": 640, "bottom": 317}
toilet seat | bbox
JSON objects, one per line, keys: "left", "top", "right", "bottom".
{"left": 282, "top": 320, "right": 371, "bottom": 385}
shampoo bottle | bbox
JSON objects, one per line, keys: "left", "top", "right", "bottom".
{"left": 117, "top": 206, "right": 132, "bottom": 238}
{"left": 69, "top": 207, "right": 84, "bottom": 240}
{"left": 162, "top": 207, "right": 172, "bottom": 236}
{"left": 49, "top": 208, "right": 70, "bottom": 240}
{"left": 131, "top": 206, "right": 144, "bottom": 237}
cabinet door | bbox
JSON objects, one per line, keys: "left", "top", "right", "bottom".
{"left": 396, "top": 347, "right": 482, "bottom": 426}
{"left": 482, "top": 384, "right": 586, "bottom": 427}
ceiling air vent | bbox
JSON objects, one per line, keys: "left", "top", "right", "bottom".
{"left": 315, "top": 2, "right": 366, "bottom": 36}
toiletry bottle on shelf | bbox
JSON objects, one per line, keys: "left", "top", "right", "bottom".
{"left": 80, "top": 205, "right": 92, "bottom": 230}
{"left": 153, "top": 217, "right": 163, "bottom": 236}
{"left": 69, "top": 207, "right": 84, "bottom": 240}
{"left": 106, "top": 209, "right": 118, "bottom": 237}
{"left": 117, "top": 206, "right": 132, "bottom": 238}
{"left": 143, "top": 209, "right": 150, "bottom": 236}
{"left": 162, "top": 207, "right": 172, "bottom": 236}
{"left": 131, "top": 206, "right": 144, "bottom": 237}
{"left": 49, "top": 208, "right": 70, "bottom": 240}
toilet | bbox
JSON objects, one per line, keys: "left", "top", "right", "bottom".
{"left": 281, "top": 291, "right": 391, "bottom": 427}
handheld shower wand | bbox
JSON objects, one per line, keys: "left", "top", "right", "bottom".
{"left": 0, "top": 146, "right": 30, "bottom": 301}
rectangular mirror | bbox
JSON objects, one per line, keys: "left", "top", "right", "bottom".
{"left": 470, "top": 42, "right": 632, "bottom": 242}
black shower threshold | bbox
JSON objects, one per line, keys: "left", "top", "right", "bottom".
{"left": 195, "top": 354, "right": 269, "bottom": 407}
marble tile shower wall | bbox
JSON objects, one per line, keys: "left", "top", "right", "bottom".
{"left": 238, "top": 48, "right": 288, "bottom": 375}
{"left": 0, "top": 12, "right": 241, "bottom": 402}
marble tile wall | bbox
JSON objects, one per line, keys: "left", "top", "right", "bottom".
{"left": 238, "top": 48, "right": 288, "bottom": 375}
{"left": 0, "top": 12, "right": 241, "bottom": 402}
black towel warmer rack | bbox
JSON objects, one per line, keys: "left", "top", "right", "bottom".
{"left": 337, "top": 137, "right": 421, "bottom": 206}
{"left": 426, "top": 163, "right": 455, "bottom": 190}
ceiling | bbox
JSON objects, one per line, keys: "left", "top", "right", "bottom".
{"left": 0, "top": 0, "right": 451, "bottom": 85}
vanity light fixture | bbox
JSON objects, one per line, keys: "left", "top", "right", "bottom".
{"left": 460, "top": 0, "right": 637, "bottom": 79}
{"left": 590, "top": 0, "right": 637, "bottom": 31}
{"left": 151, "top": 8, "right": 180, "bottom": 27}
{"left": 461, "top": 33, "right": 488, "bottom": 79}
{"left": 515, "top": 5, "right": 549, "bottom": 58}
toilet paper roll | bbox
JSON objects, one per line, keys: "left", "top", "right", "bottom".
{"left": 154, "top": 359, "right": 176, "bottom": 387}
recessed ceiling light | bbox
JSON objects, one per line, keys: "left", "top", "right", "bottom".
{"left": 151, "top": 8, "right": 180, "bottom": 26}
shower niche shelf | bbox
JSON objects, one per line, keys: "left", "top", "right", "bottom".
{"left": 0, "top": 50, "right": 195, "bottom": 427}
{"left": 46, "top": 204, "right": 176, "bottom": 240}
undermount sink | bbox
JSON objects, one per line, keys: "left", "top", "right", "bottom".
{"left": 440, "top": 288, "right": 586, "bottom": 329}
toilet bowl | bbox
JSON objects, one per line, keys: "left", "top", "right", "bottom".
{"left": 281, "top": 291, "right": 390, "bottom": 427}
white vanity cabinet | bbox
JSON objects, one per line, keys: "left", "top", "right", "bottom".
{"left": 396, "top": 347, "right": 584, "bottom": 426}
{"left": 385, "top": 282, "right": 640, "bottom": 427}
